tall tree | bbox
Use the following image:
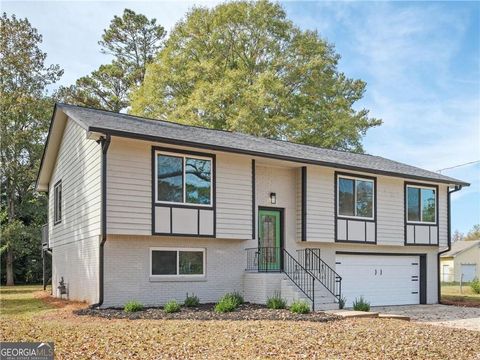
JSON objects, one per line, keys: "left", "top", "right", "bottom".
{"left": 0, "top": 13, "right": 62, "bottom": 285}
{"left": 131, "top": 0, "right": 381, "bottom": 152}
{"left": 464, "top": 224, "right": 480, "bottom": 241}
{"left": 57, "top": 9, "right": 165, "bottom": 112}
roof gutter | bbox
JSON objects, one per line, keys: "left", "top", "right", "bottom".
{"left": 90, "top": 134, "right": 111, "bottom": 308}
{"left": 437, "top": 185, "right": 463, "bottom": 303}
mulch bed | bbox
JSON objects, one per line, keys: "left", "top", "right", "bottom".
{"left": 75, "top": 303, "right": 340, "bottom": 322}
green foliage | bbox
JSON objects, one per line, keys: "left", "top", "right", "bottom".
{"left": 124, "top": 301, "right": 144, "bottom": 312}
{"left": 214, "top": 292, "right": 244, "bottom": 313}
{"left": 352, "top": 296, "right": 370, "bottom": 312}
{"left": 289, "top": 300, "right": 310, "bottom": 314}
{"left": 164, "top": 300, "right": 181, "bottom": 313}
{"left": 1, "top": 12, "right": 62, "bottom": 285}
{"left": 184, "top": 293, "right": 200, "bottom": 307}
{"left": 131, "top": 0, "right": 381, "bottom": 152}
{"left": 266, "top": 292, "right": 287, "bottom": 309}
{"left": 470, "top": 278, "right": 480, "bottom": 294}
{"left": 214, "top": 297, "right": 238, "bottom": 313}
{"left": 57, "top": 9, "right": 165, "bottom": 112}
{"left": 338, "top": 296, "right": 347, "bottom": 310}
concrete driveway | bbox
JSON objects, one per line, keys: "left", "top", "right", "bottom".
{"left": 372, "top": 304, "right": 480, "bottom": 331}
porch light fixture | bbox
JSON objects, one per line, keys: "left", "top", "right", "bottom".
{"left": 270, "top": 192, "right": 276, "bottom": 204}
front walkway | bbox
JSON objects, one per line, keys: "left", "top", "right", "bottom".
{"left": 372, "top": 304, "right": 480, "bottom": 331}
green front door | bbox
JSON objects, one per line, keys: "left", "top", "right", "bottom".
{"left": 258, "top": 209, "right": 282, "bottom": 271}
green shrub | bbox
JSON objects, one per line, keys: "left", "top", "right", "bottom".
{"left": 352, "top": 296, "right": 370, "bottom": 312}
{"left": 470, "top": 278, "right": 480, "bottom": 294}
{"left": 184, "top": 293, "right": 200, "bottom": 307}
{"left": 164, "top": 300, "right": 181, "bottom": 313}
{"left": 124, "top": 300, "right": 143, "bottom": 312}
{"left": 214, "top": 296, "right": 238, "bottom": 313}
{"left": 227, "top": 291, "right": 244, "bottom": 307}
{"left": 266, "top": 292, "right": 287, "bottom": 309}
{"left": 338, "top": 296, "right": 347, "bottom": 310}
{"left": 290, "top": 300, "right": 310, "bottom": 314}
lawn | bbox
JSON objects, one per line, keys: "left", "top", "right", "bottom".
{"left": 1, "top": 286, "right": 479, "bottom": 359}
{"left": 441, "top": 284, "right": 480, "bottom": 307}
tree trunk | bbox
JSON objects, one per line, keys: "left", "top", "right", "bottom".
{"left": 6, "top": 249, "right": 14, "bottom": 286}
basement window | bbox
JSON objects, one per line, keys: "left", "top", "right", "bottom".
{"left": 150, "top": 248, "right": 205, "bottom": 278}
{"left": 54, "top": 180, "right": 62, "bottom": 225}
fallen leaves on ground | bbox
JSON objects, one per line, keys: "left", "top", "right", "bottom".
{"left": 1, "top": 289, "right": 479, "bottom": 359}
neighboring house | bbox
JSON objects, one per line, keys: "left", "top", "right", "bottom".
{"left": 440, "top": 240, "right": 480, "bottom": 283}
{"left": 36, "top": 104, "right": 469, "bottom": 310}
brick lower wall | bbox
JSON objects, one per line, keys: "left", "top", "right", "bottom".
{"left": 103, "top": 235, "right": 245, "bottom": 307}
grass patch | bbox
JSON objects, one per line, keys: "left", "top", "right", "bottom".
{"left": 441, "top": 284, "right": 480, "bottom": 307}
{"left": 0, "top": 285, "right": 55, "bottom": 317}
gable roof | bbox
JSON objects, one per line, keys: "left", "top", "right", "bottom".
{"left": 441, "top": 240, "right": 480, "bottom": 257}
{"left": 36, "top": 103, "right": 469, "bottom": 191}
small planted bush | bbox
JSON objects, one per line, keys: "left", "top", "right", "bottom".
{"left": 164, "top": 300, "right": 181, "bottom": 313}
{"left": 215, "top": 296, "right": 237, "bottom": 313}
{"left": 471, "top": 278, "right": 480, "bottom": 294}
{"left": 290, "top": 300, "right": 310, "bottom": 314}
{"left": 352, "top": 296, "right": 370, "bottom": 312}
{"left": 338, "top": 296, "right": 347, "bottom": 310}
{"left": 184, "top": 293, "right": 200, "bottom": 307}
{"left": 214, "top": 292, "right": 244, "bottom": 313}
{"left": 266, "top": 292, "right": 287, "bottom": 309}
{"left": 124, "top": 300, "right": 143, "bottom": 313}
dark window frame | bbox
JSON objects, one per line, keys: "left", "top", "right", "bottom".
{"left": 405, "top": 183, "right": 438, "bottom": 225}
{"left": 155, "top": 149, "right": 214, "bottom": 207}
{"left": 53, "top": 180, "right": 62, "bottom": 225}
{"left": 149, "top": 247, "right": 206, "bottom": 277}
{"left": 336, "top": 174, "right": 376, "bottom": 220}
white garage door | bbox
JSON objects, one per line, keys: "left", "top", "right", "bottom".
{"left": 461, "top": 264, "right": 477, "bottom": 282}
{"left": 336, "top": 254, "right": 420, "bottom": 307}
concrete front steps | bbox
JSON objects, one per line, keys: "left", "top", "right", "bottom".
{"left": 280, "top": 278, "right": 339, "bottom": 311}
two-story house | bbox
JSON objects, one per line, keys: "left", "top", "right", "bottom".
{"left": 36, "top": 104, "right": 468, "bottom": 310}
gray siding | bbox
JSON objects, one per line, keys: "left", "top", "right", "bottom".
{"left": 49, "top": 118, "right": 101, "bottom": 303}
{"left": 306, "top": 166, "right": 335, "bottom": 242}
{"left": 107, "top": 137, "right": 253, "bottom": 240}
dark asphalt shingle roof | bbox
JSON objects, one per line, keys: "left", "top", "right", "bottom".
{"left": 57, "top": 103, "right": 468, "bottom": 186}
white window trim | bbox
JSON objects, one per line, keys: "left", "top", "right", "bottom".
{"left": 155, "top": 150, "right": 213, "bottom": 207}
{"left": 53, "top": 181, "right": 62, "bottom": 225}
{"left": 337, "top": 175, "right": 375, "bottom": 221}
{"left": 406, "top": 185, "right": 437, "bottom": 225}
{"left": 149, "top": 247, "right": 206, "bottom": 279}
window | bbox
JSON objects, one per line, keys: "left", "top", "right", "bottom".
{"left": 150, "top": 248, "right": 205, "bottom": 277}
{"left": 54, "top": 181, "right": 62, "bottom": 224}
{"left": 406, "top": 185, "right": 436, "bottom": 223}
{"left": 156, "top": 151, "right": 212, "bottom": 206}
{"left": 338, "top": 176, "right": 374, "bottom": 219}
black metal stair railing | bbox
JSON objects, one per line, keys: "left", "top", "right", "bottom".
{"left": 282, "top": 248, "right": 315, "bottom": 307}
{"left": 297, "top": 248, "right": 342, "bottom": 302}
{"left": 245, "top": 247, "right": 315, "bottom": 308}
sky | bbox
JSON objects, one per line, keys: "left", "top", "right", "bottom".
{"left": 3, "top": 0, "right": 479, "bottom": 235}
